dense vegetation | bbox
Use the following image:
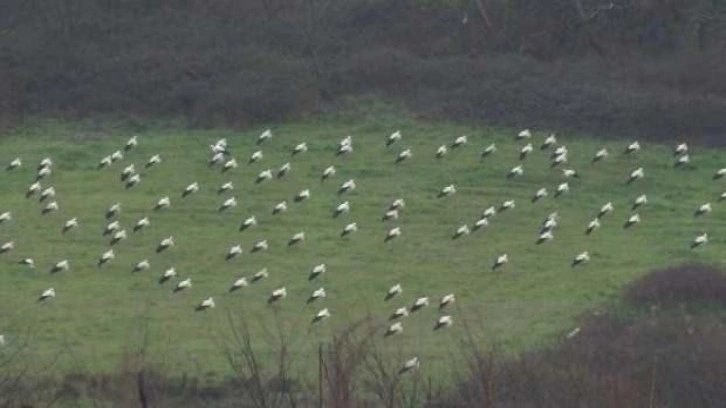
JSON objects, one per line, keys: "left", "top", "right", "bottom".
{"left": 1, "top": 0, "right": 725, "bottom": 139}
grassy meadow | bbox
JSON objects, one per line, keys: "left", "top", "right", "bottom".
{"left": 1, "top": 114, "right": 725, "bottom": 383}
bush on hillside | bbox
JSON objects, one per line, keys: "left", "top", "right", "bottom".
{"left": 625, "top": 264, "right": 726, "bottom": 308}
{"left": 442, "top": 312, "right": 726, "bottom": 407}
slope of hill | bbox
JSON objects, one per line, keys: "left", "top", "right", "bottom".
{"left": 1, "top": 116, "right": 725, "bottom": 384}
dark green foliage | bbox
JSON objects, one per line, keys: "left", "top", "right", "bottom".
{"left": 1, "top": 0, "right": 726, "bottom": 137}
{"left": 625, "top": 264, "right": 726, "bottom": 308}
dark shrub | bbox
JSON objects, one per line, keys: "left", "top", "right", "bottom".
{"left": 625, "top": 264, "right": 726, "bottom": 308}
{"left": 442, "top": 311, "right": 726, "bottom": 407}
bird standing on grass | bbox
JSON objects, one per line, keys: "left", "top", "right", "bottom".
{"left": 125, "top": 173, "right": 141, "bottom": 188}
{"left": 218, "top": 181, "right": 234, "bottom": 194}
{"left": 268, "top": 287, "right": 287, "bottom": 304}
{"left": 26, "top": 182, "right": 41, "bottom": 198}
{"left": 294, "top": 189, "right": 311, "bottom": 202}
{"left": 396, "top": 149, "right": 412, "bottom": 164}
{"left": 288, "top": 232, "right": 306, "bottom": 246}
{"left": 694, "top": 203, "right": 712, "bottom": 217}
{"left": 452, "top": 224, "right": 470, "bottom": 239}
{"left": 492, "top": 254, "right": 508, "bottom": 270}
{"left": 436, "top": 145, "right": 447, "bottom": 159}
{"left": 481, "top": 143, "right": 496, "bottom": 158}
{"left": 572, "top": 251, "right": 590, "bottom": 267}
{"left": 251, "top": 268, "right": 268, "bottom": 282}
{"left": 98, "top": 249, "right": 115, "bottom": 267}
{"left": 133, "top": 259, "right": 150, "bottom": 273}
{"left": 586, "top": 218, "right": 601, "bottom": 235}
{"left": 532, "top": 188, "right": 548, "bottom": 203}
{"left": 272, "top": 201, "right": 288, "bottom": 215}
{"left": 154, "top": 196, "right": 171, "bottom": 211}
{"left": 598, "top": 202, "right": 614, "bottom": 218}
{"left": 438, "top": 184, "right": 456, "bottom": 198}
{"left": 222, "top": 158, "right": 237, "bottom": 173}
{"left": 675, "top": 154, "right": 690, "bottom": 167}
{"left": 516, "top": 129, "right": 531, "bottom": 140}
{"left": 592, "top": 148, "right": 608, "bottom": 163}
{"left": 541, "top": 134, "right": 557, "bottom": 150}
{"left": 537, "top": 230, "right": 554, "bottom": 244}
{"left": 248, "top": 150, "right": 263, "bottom": 164}
{"left": 6, "top": 157, "right": 21, "bottom": 171}
{"left": 691, "top": 233, "right": 708, "bottom": 249}
{"left": 338, "top": 179, "right": 356, "bottom": 195}
{"left": 277, "top": 162, "right": 291, "bottom": 178}
{"left": 385, "top": 283, "right": 402, "bottom": 301}
{"left": 434, "top": 315, "right": 453, "bottom": 330}
{"left": 226, "top": 244, "right": 243, "bottom": 260}
{"left": 321, "top": 165, "right": 336, "bottom": 181}
{"left": 219, "top": 197, "right": 237, "bottom": 212}
{"left": 106, "top": 203, "right": 121, "bottom": 219}
{"left": 399, "top": 357, "right": 420, "bottom": 374}
{"left": 312, "top": 308, "right": 331, "bottom": 323}
{"left": 624, "top": 141, "right": 641, "bottom": 154}
{"left": 451, "top": 135, "right": 468, "bottom": 148}
{"left": 382, "top": 209, "right": 399, "bottom": 221}
{"left": 386, "top": 131, "right": 402, "bottom": 147}
{"left": 125, "top": 135, "right": 138, "bottom": 151}
{"left": 110, "top": 229, "right": 127, "bottom": 245}
{"left": 385, "top": 227, "right": 402, "bottom": 243}
{"left": 257, "top": 129, "right": 272, "bottom": 145}
{"left": 240, "top": 216, "right": 257, "bottom": 231}
{"left": 229, "top": 277, "right": 248, "bottom": 292}
{"left": 196, "top": 297, "right": 215, "bottom": 311}
{"left": 42, "top": 201, "right": 59, "bottom": 215}
{"left": 627, "top": 167, "right": 645, "bottom": 184}
{"left": 20, "top": 258, "right": 34, "bottom": 268}
{"left": 252, "top": 240, "right": 269, "bottom": 253}
{"left": 38, "top": 288, "right": 55, "bottom": 302}
{"left": 134, "top": 217, "right": 150, "bottom": 232}
{"left": 120, "top": 165, "right": 135, "bottom": 181}
{"left": 103, "top": 220, "right": 120, "bottom": 236}
{"left": 508, "top": 165, "right": 524, "bottom": 178}
{"left": 555, "top": 182, "right": 570, "bottom": 197}
{"left": 385, "top": 322, "right": 403, "bottom": 337}
{"left": 182, "top": 182, "right": 199, "bottom": 198}
{"left": 51, "top": 260, "right": 69, "bottom": 273}
{"left": 159, "top": 267, "right": 177, "bottom": 284}
{"left": 624, "top": 214, "right": 641, "bottom": 229}
{"left": 632, "top": 195, "right": 648, "bottom": 210}
{"left": 307, "top": 287, "right": 326, "bottom": 303}
{"left": 157, "top": 236, "right": 174, "bottom": 253}
{"left": 499, "top": 200, "right": 516, "bottom": 211}
{"left": 146, "top": 154, "right": 162, "bottom": 168}
{"left": 309, "top": 263, "right": 326, "bottom": 280}
{"left": 174, "top": 278, "right": 192, "bottom": 293}
{"left": 341, "top": 222, "right": 358, "bottom": 237}
{"left": 292, "top": 142, "right": 308, "bottom": 156}
{"left": 411, "top": 297, "right": 429, "bottom": 312}
{"left": 439, "top": 294, "right": 455, "bottom": 309}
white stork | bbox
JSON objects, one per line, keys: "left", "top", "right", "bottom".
{"left": 385, "top": 226, "right": 402, "bottom": 243}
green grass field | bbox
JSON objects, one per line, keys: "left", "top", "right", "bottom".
{"left": 1, "top": 114, "right": 724, "bottom": 382}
